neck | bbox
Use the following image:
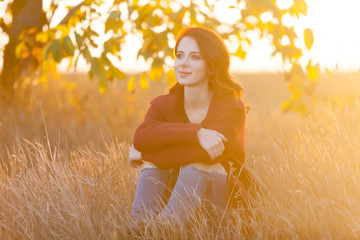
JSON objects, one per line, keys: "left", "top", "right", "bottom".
{"left": 183, "top": 81, "right": 213, "bottom": 108}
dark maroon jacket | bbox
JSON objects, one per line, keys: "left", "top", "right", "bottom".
{"left": 133, "top": 84, "right": 246, "bottom": 174}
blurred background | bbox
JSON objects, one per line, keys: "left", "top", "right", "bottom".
{"left": 0, "top": 0, "right": 359, "bottom": 150}
{"left": 0, "top": 1, "right": 360, "bottom": 238}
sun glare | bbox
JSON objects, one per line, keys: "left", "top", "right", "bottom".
{"left": 303, "top": 0, "right": 360, "bottom": 72}
{"left": 229, "top": 0, "right": 360, "bottom": 72}
{"left": 1, "top": 0, "right": 359, "bottom": 73}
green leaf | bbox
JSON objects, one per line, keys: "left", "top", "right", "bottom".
{"left": 100, "top": 53, "right": 111, "bottom": 66}
{"left": 90, "top": 57, "right": 104, "bottom": 77}
{"left": 75, "top": 32, "right": 83, "bottom": 48}
{"left": 304, "top": 28, "right": 314, "bottom": 50}
{"left": 82, "top": 46, "right": 92, "bottom": 63}
{"left": 105, "top": 11, "right": 123, "bottom": 33}
{"left": 62, "top": 36, "right": 75, "bottom": 56}
{"left": 110, "top": 66, "right": 127, "bottom": 80}
{"left": 104, "top": 38, "right": 121, "bottom": 55}
{"left": 50, "top": 39, "right": 63, "bottom": 62}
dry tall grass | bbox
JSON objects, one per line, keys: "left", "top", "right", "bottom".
{"left": 0, "top": 72, "right": 360, "bottom": 239}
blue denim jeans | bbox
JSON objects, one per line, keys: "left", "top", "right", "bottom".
{"left": 130, "top": 165, "right": 228, "bottom": 223}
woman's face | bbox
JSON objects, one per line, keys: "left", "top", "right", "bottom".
{"left": 174, "top": 36, "right": 208, "bottom": 87}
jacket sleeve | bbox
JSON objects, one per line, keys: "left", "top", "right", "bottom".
{"left": 141, "top": 145, "right": 211, "bottom": 169}
{"left": 133, "top": 100, "right": 202, "bottom": 152}
{"left": 141, "top": 108, "right": 246, "bottom": 168}
{"left": 206, "top": 108, "right": 246, "bottom": 165}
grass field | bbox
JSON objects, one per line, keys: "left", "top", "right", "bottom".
{"left": 0, "top": 72, "right": 360, "bottom": 239}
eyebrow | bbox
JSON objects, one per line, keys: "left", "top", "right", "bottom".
{"left": 177, "top": 50, "right": 201, "bottom": 54}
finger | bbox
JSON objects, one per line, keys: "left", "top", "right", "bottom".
{"left": 212, "top": 140, "right": 225, "bottom": 155}
{"left": 215, "top": 146, "right": 223, "bottom": 158}
{"left": 208, "top": 150, "right": 216, "bottom": 160}
{"left": 216, "top": 132, "right": 227, "bottom": 142}
{"left": 213, "top": 149, "right": 221, "bottom": 159}
{"left": 209, "top": 147, "right": 221, "bottom": 160}
{"left": 219, "top": 141, "right": 225, "bottom": 153}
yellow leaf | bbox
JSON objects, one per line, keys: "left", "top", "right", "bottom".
{"left": 99, "top": 77, "right": 108, "bottom": 94}
{"left": 292, "top": 90, "right": 301, "bottom": 100}
{"left": 15, "top": 41, "right": 26, "bottom": 58}
{"left": 21, "top": 49, "right": 30, "bottom": 59}
{"left": 48, "top": 59, "right": 57, "bottom": 72}
{"left": 292, "top": 0, "right": 308, "bottom": 16}
{"left": 308, "top": 65, "right": 319, "bottom": 81}
{"left": 54, "top": 73, "right": 61, "bottom": 79}
{"left": 306, "top": 60, "right": 320, "bottom": 81}
{"left": 166, "top": 69, "right": 177, "bottom": 86}
{"left": 234, "top": 45, "right": 247, "bottom": 60}
{"left": 280, "top": 100, "right": 292, "bottom": 112}
{"left": 139, "top": 72, "right": 149, "bottom": 90}
{"left": 304, "top": 28, "right": 314, "bottom": 50}
{"left": 27, "top": 27, "right": 37, "bottom": 34}
{"left": 127, "top": 76, "right": 135, "bottom": 93}
{"left": 39, "top": 74, "right": 47, "bottom": 84}
{"left": 149, "top": 66, "right": 164, "bottom": 82}
{"left": 36, "top": 32, "right": 49, "bottom": 43}
{"left": 288, "top": 83, "right": 295, "bottom": 91}
{"left": 68, "top": 82, "right": 76, "bottom": 89}
{"left": 31, "top": 46, "right": 43, "bottom": 62}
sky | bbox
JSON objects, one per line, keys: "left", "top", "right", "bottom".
{"left": 1, "top": 0, "right": 360, "bottom": 73}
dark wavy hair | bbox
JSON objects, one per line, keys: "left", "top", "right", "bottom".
{"left": 173, "top": 27, "right": 243, "bottom": 98}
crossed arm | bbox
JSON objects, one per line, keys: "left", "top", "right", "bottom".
{"left": 129, "top": 102, "right": 245, "bottom": 169}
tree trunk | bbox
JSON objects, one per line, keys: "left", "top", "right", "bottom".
{"left": 0, "top": 0, "right": 45, "bottom": 96}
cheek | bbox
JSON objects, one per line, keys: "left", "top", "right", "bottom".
{"left": 174, "top": 59, "right": 180, "bottom": 70}
{"left": 193, "top": 61, "right": 207, "bottom": 75}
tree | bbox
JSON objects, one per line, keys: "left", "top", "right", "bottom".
{"left": 0, "top": 0, "right": 318, "bottom": 114}
{"left": 0, "top": 0, "right": 46, "bottom": 93}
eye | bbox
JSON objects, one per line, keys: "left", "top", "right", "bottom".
{"left": 191, "top": 55, "right": 201, "bottom": 60}
{"left": 176, "top": 52, "right": 183, "bottom": 58}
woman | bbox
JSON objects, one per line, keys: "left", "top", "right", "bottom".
{"left": 129, "top": 27, "right": 249, "bottom": 224}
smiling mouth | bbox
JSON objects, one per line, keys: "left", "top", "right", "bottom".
{"left": 178, "top": 71, "right": 192, "bottom": 76}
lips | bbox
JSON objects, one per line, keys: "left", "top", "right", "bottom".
{"left": 178, "top": 71, "right": 192, "bottom": 77}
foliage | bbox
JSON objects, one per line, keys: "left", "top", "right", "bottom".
{"left": 0, "top": 0, "right": 321, "bottom": 114}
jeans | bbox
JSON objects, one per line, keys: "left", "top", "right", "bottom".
{"left": 130, "top": 165, "right": 228, "bottom": 223}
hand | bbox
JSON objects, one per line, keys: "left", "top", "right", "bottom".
{"left": 129, "top": 145, "right": 143, "bottom": 168}
{"left": 197, "top": 128, "right": 227, "bottom": 160}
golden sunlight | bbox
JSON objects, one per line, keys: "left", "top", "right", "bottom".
{"left": 1, "top": 0, "right": 359, "bottom": 73}
{"left": 228, "top": 0, "right": 360, "bottom": 72}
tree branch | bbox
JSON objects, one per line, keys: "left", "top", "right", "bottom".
{"left": 58, "top": 1, "right": 85, "bottom": 26}
{"left": 0, "top": 21, "right": 9, "bottom": 34}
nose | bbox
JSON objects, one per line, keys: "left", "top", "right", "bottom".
{"left": 180, "top": 55, "right": 190, "bottom": 67}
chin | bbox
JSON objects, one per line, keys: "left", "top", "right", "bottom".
{"left": 176, "top": 77, "right": 191, "bottom": 86}
{"left": 177, "top": 80, "right": 196, "bottom": 87}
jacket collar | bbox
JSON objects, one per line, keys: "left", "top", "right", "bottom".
{"left": 168, "top": 84, "right": 245, "bottom": 123}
